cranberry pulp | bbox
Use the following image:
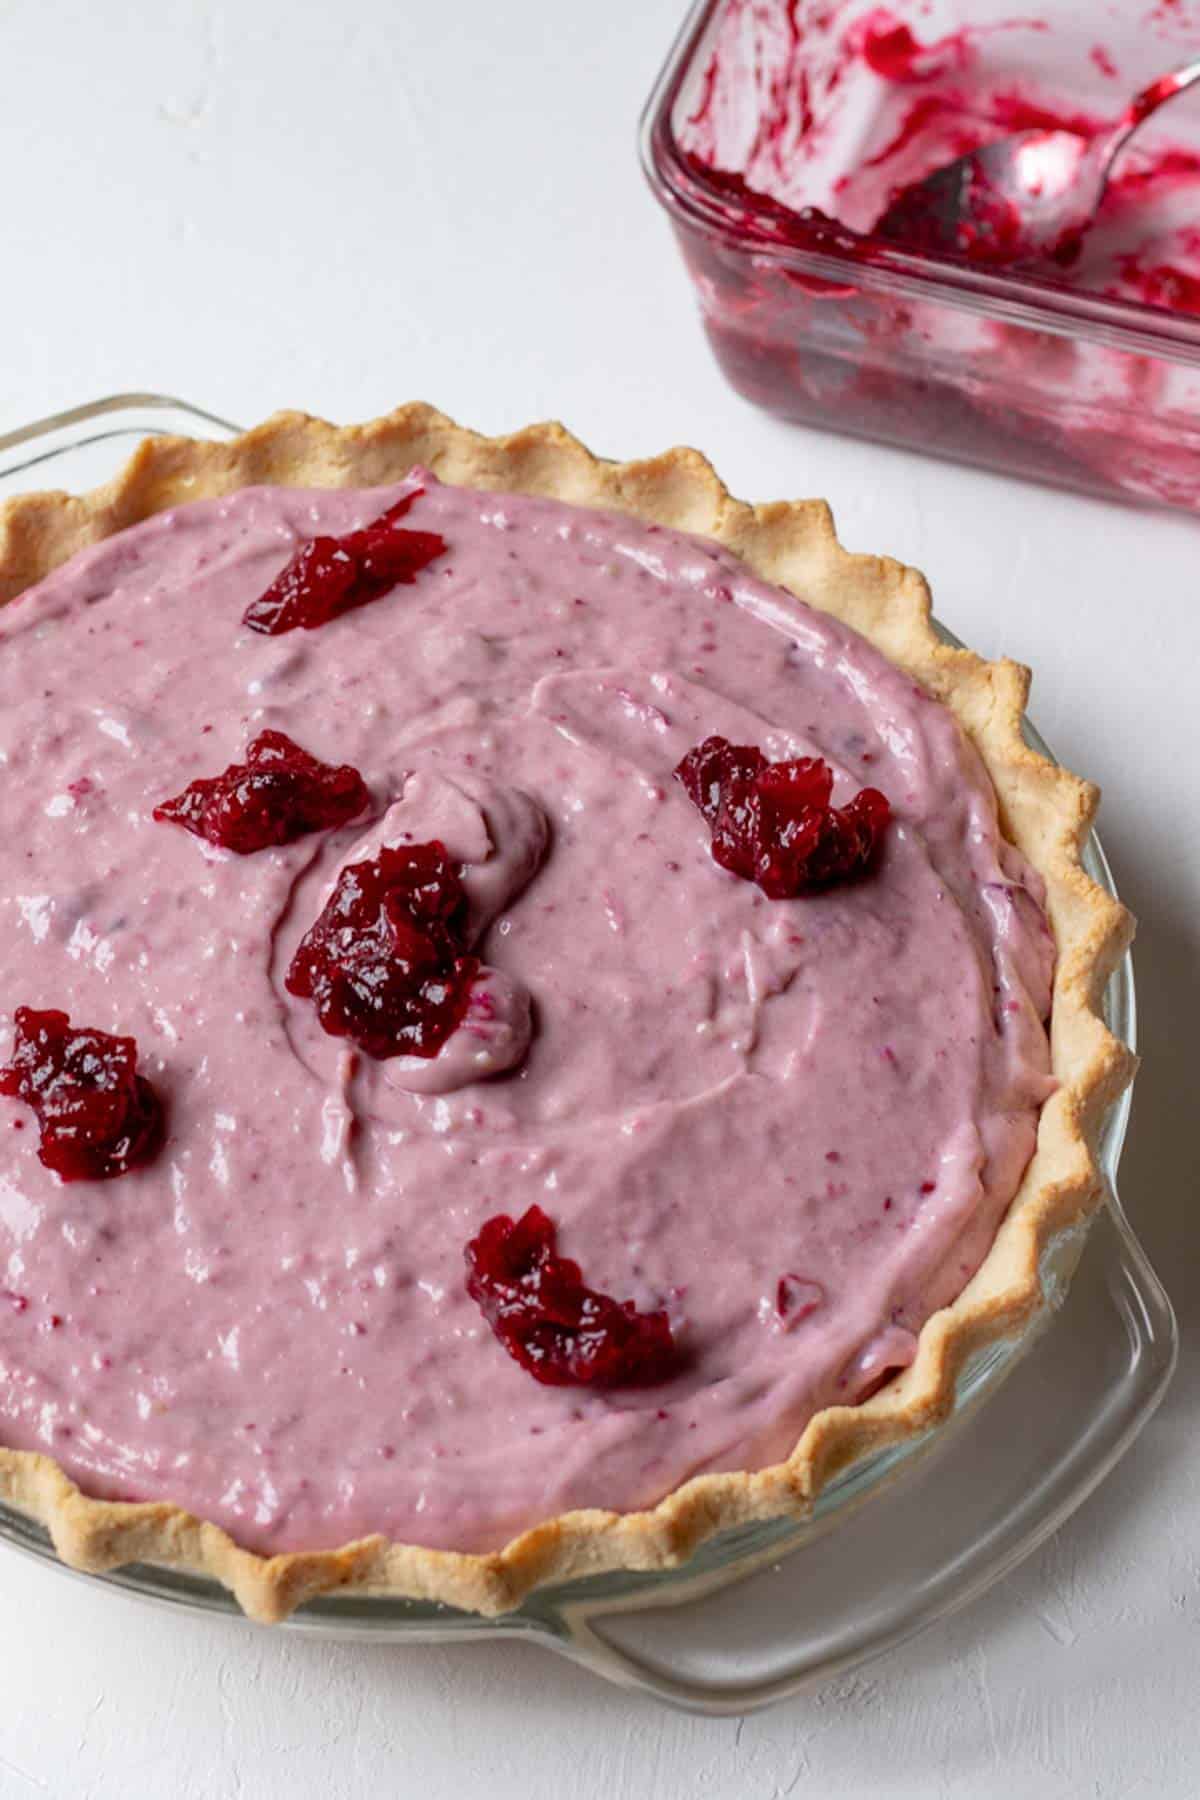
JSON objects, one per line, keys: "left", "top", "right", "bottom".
{"left": 465, "top": 1205, "right": 677, "bottom": 1388}
{"left": 285, "top": 842, "right": 479, "bottom": 1060}
{"left": 243, "top": 490, "right": 446, "bottom": 634}
{"left": 154, "top": 730, "right": 369, "bottom": 853}
{"left": 875, "top": 155, "right": 1029, "bottom": 265}
{"left": 661, "top": 0, "right": 1200, "bottom": 511}
{"left": 675, "top": 736, "right": 890, "bottom": 898}
{"left": 0, "top": 1008, "right": 162, "bottom": 1182}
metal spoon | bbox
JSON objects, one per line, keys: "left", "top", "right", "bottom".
{"left": 875, "top": 57, "right": 1200, "bottom": 267}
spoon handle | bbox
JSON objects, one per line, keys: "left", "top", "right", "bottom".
{"left": 1100, "top": 56, "right": 1200, "bottom": 175}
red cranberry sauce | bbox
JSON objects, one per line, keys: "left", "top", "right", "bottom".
{"left": 154, "top": 730, "right": 369, "bottom": 854}
{"left": 243, "top": 490, "right": 446, "bottom": 634}
{"left": 875, "top": 159, "right": 1029, "bottom": 266}
{"left": 854, "top": 12, "right": 974, "bottom": 83}
{"left": 675, "top": 736, "right": 890, "bottom": 899}
{"left": 465, "top": 1205, "right": 677, "bottom": 1388}
{"left": 0, "top": 1008, "right": 163, "bottom": 1181}
{"left": 285, "top": 842, "right": 478, "bottom": 1060}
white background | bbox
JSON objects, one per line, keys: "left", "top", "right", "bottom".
{"left": 1, "top": 2, "right": 1198, "bottom": 1795}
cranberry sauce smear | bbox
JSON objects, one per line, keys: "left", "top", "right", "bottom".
{"left": 154, "top": 730, "right": 369, "bottom": 853}
{"left": 285, "top": 842, "right": 478, "bottom": 1060}
{"left": 679, "top": 3, "right": 1200, "bottom": 295}
{"left": 0, "top": 1009, "right": 162, "bottom": 1182}
{"left": 243, "top": 490, "right": 446, "bottom": 634}
{"left": 675, "top": 736, "right": 890, "bottom": 899}
{"left": 465, "top": 1205, "right": 677, "bottom": 1388}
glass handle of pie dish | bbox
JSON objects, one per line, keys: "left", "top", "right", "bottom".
{"left": 544, "top": 1196, "right": 1178, "bottom": 1715}
{"left": 0, "top": 394, "right": 241, "bottom": 481}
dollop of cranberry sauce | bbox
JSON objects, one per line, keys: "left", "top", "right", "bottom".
{"left": 675, "top": 736, "right": 891, "bottom": 899}
{"left": 0, "top": 1008, "right": 163, "bottom": 1182}
{"left": 286, "top": 842, "right": 478, "bottom": 1061}
{"left": 154, "top": 730, "right": 369, "bottom": 854}
{"left": 242, "top": 490, "right": 447, "bottom": 635}
{"left": 465, "top": 1205, "right": 677, "bottom": 1388}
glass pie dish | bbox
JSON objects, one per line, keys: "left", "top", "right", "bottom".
{"left": 641, "top": 0, "right": 1200, "bottom": 513}
{"left": 0, "top": 394, "right": 1178, "bottom": 1712}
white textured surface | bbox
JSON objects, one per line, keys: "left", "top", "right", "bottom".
{"left": 0, "top": 1, "right": 1197, "bottom": 1793}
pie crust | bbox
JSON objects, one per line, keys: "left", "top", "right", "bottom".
{"left": 0, "top": 405, "right": 1134, "bottom": 1621}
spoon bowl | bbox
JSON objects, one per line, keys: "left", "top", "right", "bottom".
{"left": 876, "top": 59, "right": 1200, "bottom": 268}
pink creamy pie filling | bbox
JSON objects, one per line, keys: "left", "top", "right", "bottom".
{"left": 0, "top": 475, "right": 1054, "bottom": 1555}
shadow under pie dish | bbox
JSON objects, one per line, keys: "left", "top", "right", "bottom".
{"left": 0, "top": 407, "right": 1133, "bottom": 1623}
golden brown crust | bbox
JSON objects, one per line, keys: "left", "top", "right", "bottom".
{"left": 0, "top": 404, "right": 1135, "bottom": 1622}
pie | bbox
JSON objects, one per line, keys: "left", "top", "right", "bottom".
{"left": 0, "top": 406, "right": 1133, "bottom": 1620}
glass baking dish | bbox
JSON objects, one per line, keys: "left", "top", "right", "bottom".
{"left": 0, "top": 394, "right": 1178, "bottom": 1711}
{"left": 641, "top": 0, "right": 1200, "bottom": 511}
